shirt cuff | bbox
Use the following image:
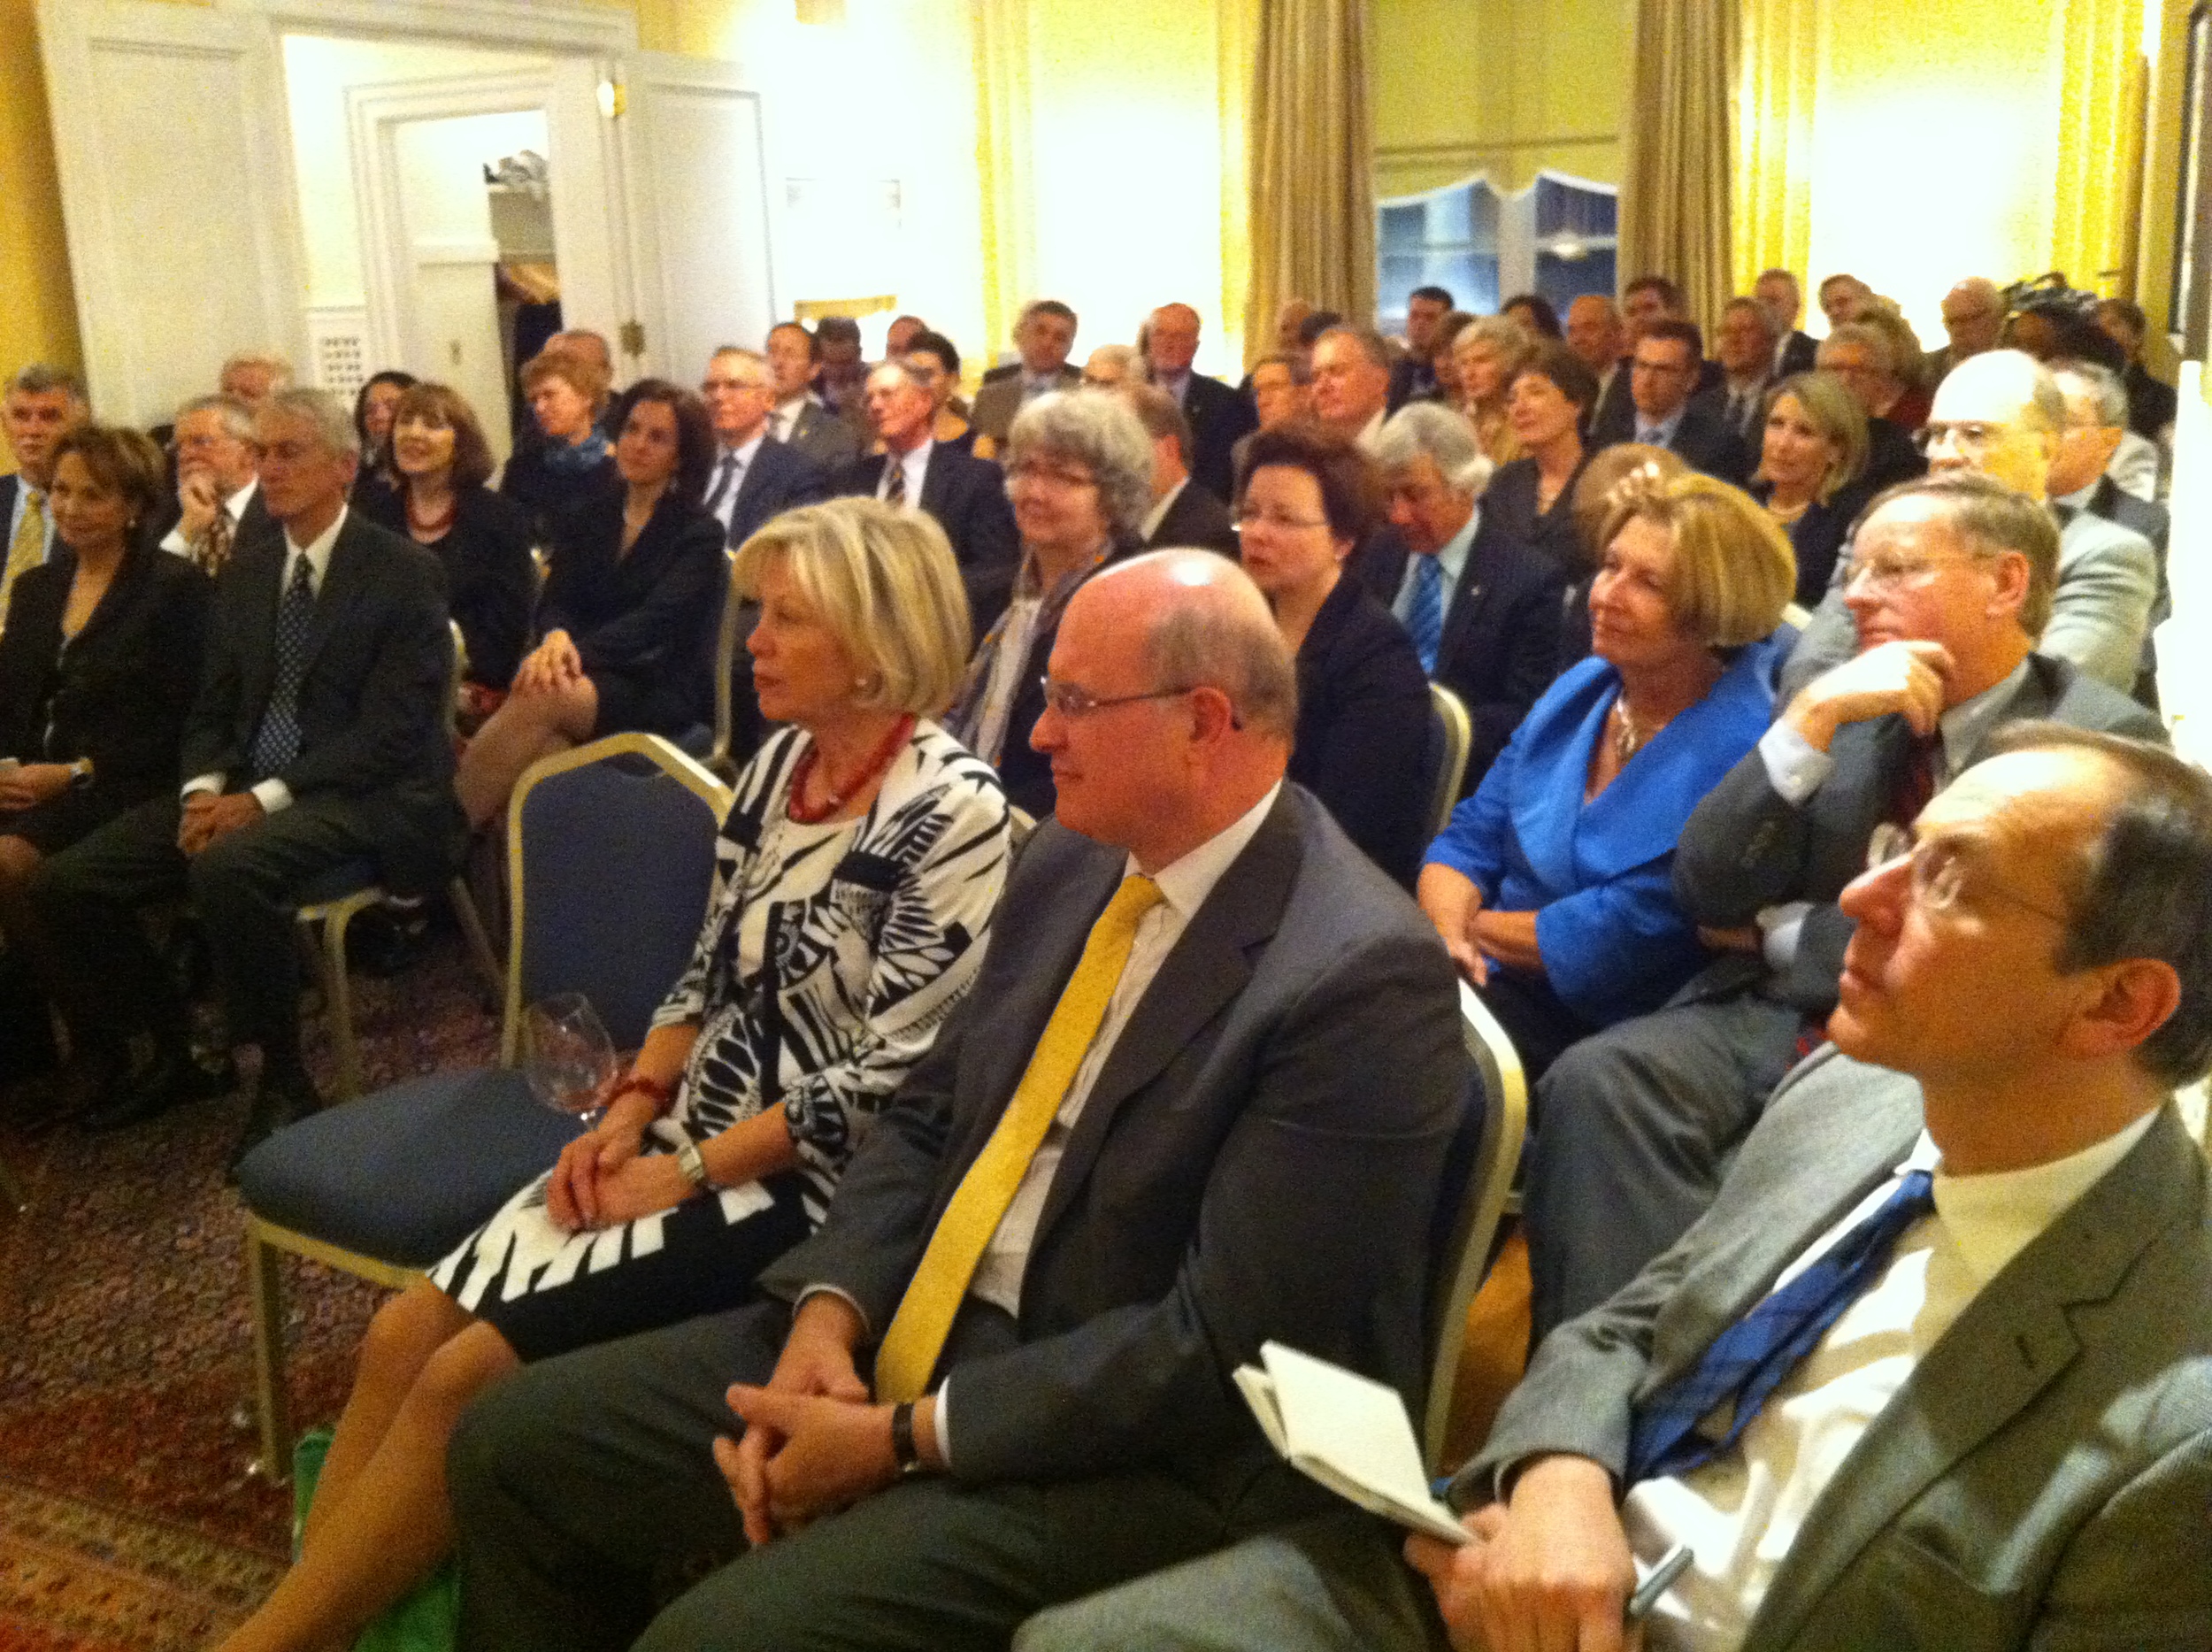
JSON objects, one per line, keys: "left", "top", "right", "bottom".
{"left": 159, "top": 526, "right": 190, "bottom": 557}
{"left": 250, "top": 778, "right": 293, "bottom": 815}
{"left": 793, "top": 1284, "right": 873, "bottom": 1340}
{"left": 932, "top": 1377, "right": 954, "bottom": 1471}
{"left": 180, "top": 772, "right": 224, "bottom": 800}
{"left": 1758, "top": 902, "right": 1812, "bottom": 972}
{"left": 1758, "top": 719, "right": 1834, "bottom": 806}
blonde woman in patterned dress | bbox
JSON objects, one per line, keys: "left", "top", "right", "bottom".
{"left": 217, "top": 498, "right": 1010, "bottom": 1652}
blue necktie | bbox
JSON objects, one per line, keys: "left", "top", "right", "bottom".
{"left": 1625, "top": 1168, "right": 1936, "bottom": 1484}
{"left": 249, "top": 556, "right": 317, "bottom": 780}
{"left": 1407, "top": 555, "right": 1446, "bottom": 675}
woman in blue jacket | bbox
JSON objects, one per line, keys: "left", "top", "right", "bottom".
{"left": 1419, "top": 470, "right": 1794, "bottom": 1079}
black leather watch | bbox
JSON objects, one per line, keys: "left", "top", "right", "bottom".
{"left": 889, "top": 1401, "right": 926, "bottom": 1476}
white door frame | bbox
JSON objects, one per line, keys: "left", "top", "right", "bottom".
{"left": 211, "top": 0, "right": 633, "bottom": 55}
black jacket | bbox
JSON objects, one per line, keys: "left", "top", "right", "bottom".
{"left": 1481, "top": 455, "right": 1591, "bottom": 572}
{"left": 1753, "top": 474, "right": 1883, "bottom": 608}
{"left": 830, "top": 444, "right": 1022, "bottom": 631}
{"left": 498, "top": 442, "right": 618, "bottom": 544}
{"left": 722, "top": 434, "right": 828, "bottom": 550}
{"left": 1144, "top": 479, "right": 1240, "bottom": 557}
{"left": 1180, "top": 373, "right": 1258, "bottom": 504}
{"left": 359, "top": 484, "right": 536, "bottom": 688}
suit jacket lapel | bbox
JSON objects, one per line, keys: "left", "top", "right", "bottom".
{"left": 1746, "top": 1107, "right": 2201, "bottom": 1652}
{"left": 1028, "top": 790, "right": 1302, "bottom": 1249}
{"left": 298, "top": 516, "right": 368, "bottom": 675}
{"left": 236, "top": 539, "right": 286, "bottom": 721}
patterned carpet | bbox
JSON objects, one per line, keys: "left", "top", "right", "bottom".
{"left": 0, "top": 937, "right": 499, "bottom": 1651}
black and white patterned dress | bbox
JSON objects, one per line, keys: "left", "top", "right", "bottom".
{"left": 430, "top": 721, "right": 1010, "bottom": 1360}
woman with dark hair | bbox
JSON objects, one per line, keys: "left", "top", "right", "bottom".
{"left": 1423, "top": 311, "right": 1478, "bottom": 406}
{"left": 1234, "top": 423, "right": 1431, "bottom": 886}
{"left": 499, "top": 350, "right": 618, "bottom": 541}
{"left": 903, "top": 329, "right": 979, "bottom": 455}
{"left": 352, "top": 371, "right": 417, "bottom": 472}
{"left": 360, "top": 381, "right": 536, "bottom": 704}
{"left": 1483, "top": 340, "right": 1599, "bottom": 570}
{"left": 457, "top": 380, "right": 725, "bottom": 826}
{"left": 1501, "top": 292, "right": 1563, "bottom": 339}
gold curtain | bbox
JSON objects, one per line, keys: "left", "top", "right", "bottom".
{"left": 1245, "top": 0, "right": 1374, "bottom": 367}
{"left": 1732, "top": 0, "right": 1817, "bottom": 296}
{"left": 2052, "top": 0, "right": 2147, "bottom": 294}
{"left": 971, "top": 0, "right": 1038, "bottom": 385}
{"left": 1618, "top": 0, "right": 1740, "bottom": 338}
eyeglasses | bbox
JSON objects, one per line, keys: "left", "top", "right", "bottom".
{"left": 1863, "top": 824, "right": 2069, "bottom": 924}
{"left": 1233, "top": 509, "right": 1332, "bottom": 534}
{"left": 1915, "top": 420, "right": 2006, "bottom": 456}
{"left": 1007, "top": 462, "right": 1099, "bottom": 489}
{"left": 1840, "top": 550, "right": 1993, "bottom": 593}
{"left": 1038, "top": 677, "right": 1196, "bottom": 718}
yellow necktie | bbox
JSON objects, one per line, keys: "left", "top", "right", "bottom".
{"left": 1, "top": 490, "right": 46, "bottom": 623}
{"left": 872, "top": 872, "right": 1164, "bottom": 1402}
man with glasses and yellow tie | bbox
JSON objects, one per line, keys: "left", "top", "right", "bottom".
{"left": 445, "top": 549, "right": 1469, "bottom": 1652}
{"left": 0, "top": 365, "right": 88, "bottom": 628}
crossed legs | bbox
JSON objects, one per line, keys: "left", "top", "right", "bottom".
{"left": 455, "top": 674, "right": 597, "bottom": 830}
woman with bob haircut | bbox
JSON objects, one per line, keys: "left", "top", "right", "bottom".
{"left": 215, "top": 496, "right": 1011, "bottom": 1652}
{"left": 1419, "top": 471, "right": 1793, "bottom": 1078}
{"left": 1749, "top": 369, "right": 1874, "bottom": 606}
{"left": 499, "top": 348, "right": 617, "bottom": 540}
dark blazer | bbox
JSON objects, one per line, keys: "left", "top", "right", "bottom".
{"left": 1465, "top": 1051, "right": 2212, "bottom": 1652}
{"left": 1639, "top": 396, "right": 1752, "bottom": 484}
{"left": 1481, "top": 455, "right": 1591, "bottom": 572}
{"left": 1711, "top": 377, "right": 1772, "bottom": 447}
{"left": 1752, "top": 474, "right": 1882, "bottom": 608}
{"left": 758, "top": 787, "right": 1467, "bottom": 1492}
{"left": 537, "top": 492, "right": 727, "bottom": 739}
{"left": 1672, "top": 652, "right": 2161, "bottom": 1013}
{"left": 1776, "top": 328, "right": 1818, "bottom": 377}
{"left": 1436, "top": 519, "right": 1571, "bottom": 791}
{"left": 185, "top": 512, "right": 458, "bottom": 892}
{"left": 1288, "top": 574, "right": 1433, "bottom": 887}
{"left": 146, "top": 480, "right": 280, "bottom": 559}
{"left": 777, "top": 399, "right": 863, "bottom": 475}
{"left": 2124, "top": 359, "right": 2178, "bottom": 439}
{"left": 1180, "top": 373, "right": 1258, "bottom": 503}
{"left": 1144, "top": 479, "right": 1239, "bottom": 557}
{"left": 0, "top": 540, "right": 210, "bottom": 814}
{"left": 1586, "top": 361, "right": 1636, "bottom": 446}
{"left": 1863, "top": 415, "right": 1929, "bottom": 491}
{"left": 830, "top": 445, "right": 1022, "bottom": 630}
{"left": 358, "top": 484, "right": 535, "bottom": 688}
{"left": 497, "top": 442, "right": 618, "bottom": 544}
{"left": 721, "top": 434, "right": 827, "bottom": 550}
{"left": 971, "top": 365, "right": 1082, "bottom": 443}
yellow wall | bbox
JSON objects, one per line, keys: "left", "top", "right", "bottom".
{"left": 0, "top": 0, "right": 96, "bottom": 375}
{"left": 1371, "top": 0, "right": 1632, "bottom": 200}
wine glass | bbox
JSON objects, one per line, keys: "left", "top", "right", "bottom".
{"left": 523, "top": 992, "right": 618, "bottom": 1127}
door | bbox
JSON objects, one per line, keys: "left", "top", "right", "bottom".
{"left": 37, "top": 0, "right": 307, "bottom": 424}
{"left": 605, "top": 52, "right": 777, "bottom": 383}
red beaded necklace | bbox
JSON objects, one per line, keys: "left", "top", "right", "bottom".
{"left": 787, "top": 715, "right": 915, "bottom": 825}
{"left": 407, "top": 490, "right": 457, "bottom": 540}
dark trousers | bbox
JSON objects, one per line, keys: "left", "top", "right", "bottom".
{"left": 27, "top": 793, "right": 383, "bottom": 1070}
{"left": 1522, "top": 989, "right": 1808, "bottom": 1343}
{"left": 449, "top": 1300, "right": 1315, "bottom": 1652}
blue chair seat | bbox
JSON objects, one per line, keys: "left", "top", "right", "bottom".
{"left": 295, "top": 857, "right": 382, "bottom": 907}
{"left": 237, "top": 1072, "right": 587, "bottom": 1267}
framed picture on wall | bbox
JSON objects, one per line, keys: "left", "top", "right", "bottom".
{"left": 2173, "top": 2, "right": 2211, "bottom": 356}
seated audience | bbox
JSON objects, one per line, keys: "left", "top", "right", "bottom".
{"left": 945, "top": 389, "right": 1152, "bottom": 818}
{"left": 810, "top": 316, "right": 869, "bottom": 420}
{"left": 158, "top": 394, "right": 270, "bottom": 576}
{"left": 697, "top": 346, "right": 827, "bottom": 549}
{"left": 1500, "top": 292, "right": 1563, "bottom": 339}
{"left": 1555, "top": 442, "right": 1692, "bottom": 669}
{"left": 457, "top": 380, "right": 723, "bottom": 828}
{"left": 1786, "top": 350, "right": 2156, "bottom": 697}
{"left": 1122, "top": 383, "right": 1238, "bottom": 557}
{"left": 442, "top": 549, "right": 1465, "bottom": 1652}
{"left": 1391, "top": 285, "right": 1455, "bottom": 406}
{"left": 1749, "top": 370, "right": 1874, "bottom": 605}
{"left": 29, "top": 390, "right": 457, "bottom": 1160}
{"left": 1018, "top": 726, "right": 2212, "bottom": 1652}
{"left": 830, "top": 359, "right": 1020, "bottom": 625}
{"left": 972, "top": 298, "right": 1082, "bottom": 441}
{"left": 2095, "top": 296, "right": 2178, "bottom": 442}
{"left": 1417, "top": 471, "right": 1792, "bottom": 1078}
{"left": 498, "top": 349, "right": 618, "bottom": 542}
{"left": 1852, "top": 298, "right": 1934, "bottom": 429}
{"left": 218, "top": 351, "right": 291, "bottom": 407}
{"left": 360, "top": 382, "right": 535, "bottom": 703}
{"left": 1484, "top": 340, "right": 1600, "bottom": 571}
{"left": 882, "top": 313, "right": 927, "bottom": 357}
{"left": 1369, "top": 403, "right": 1565, "bottom": 792}
{"left": 0, "top": 426, "right": 209, "bottom": 933}
{"left": 1815, "top": 324, "right": 1927, "bottom": 491}
{"left": 1145, "top": 301, "right": 1256, "bottom": 502}
{"left": 1710, "top": 296, "right": 1779, "bottom": 445}
{"left": 902, "top": 329, "right": 982, "bottom": 455}
{"left": 1526, "top": 473, "right": 2161, "bottom": 1340}
{"left": 214, "top": 499, "right": 1011, "bottom": 1652}
{"left": 1449, "top": 316, "right": 1535, "bottom": 466}
{"left": 1230, "top": 351, "right": 1314, "bottom": 481}
{"left": 1755, "top": 267, "right": 1819, "bottom": 376}
{"left": 1237, "top": 423, "right": 1431, "bottom": 885}
{"left": 1816, "top": 270, "right": 1873, "bottom": 327}
{"left": 1926, "top": 274, "right": 2006, "bottom": 381}
{"left": 764, "top": 322, "right": 864, "bottom": 474}
{"left": 1608, "top": 319, "right": 1748, "bottom": 483}
{"left": 2047, "top": 357, "right": 2171, "bottom": 702}
{"left": 2, "top": 365, "right": 88, "bottom": 619}
{"left": 1079, "top": 342, "right": 1146, "bottom": 390}
{"left": 1310, "top": 327, "right": 1395, "bottom": 449}
{"left": 349, "top": 369, "right": 417, "bottom": 516}
{"left": 1567, "top": 295, "right": 1632, "bottom": 443}
{"left": 1421, "top": 311, "right": 1477, "bottom": 406}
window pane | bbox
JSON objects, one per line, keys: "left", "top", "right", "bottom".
{"left": 1534, "top": 175, "right": 1617, "bottom": 241}
{"left": 1536, "top": 248, "right": 1616, "bottom": 311}
{"left": 1379, "top": 203, "right": 1427, "bottom": 255}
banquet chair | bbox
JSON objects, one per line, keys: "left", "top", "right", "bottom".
{"left": 1425, "top": 683, "right": 1473, "bottom": 841}
{"left": 235, "top": 733, "right": 732, "bottom": 1480}
{"left": 1422, "top": 980, "right": 1528, "bottom": 1476}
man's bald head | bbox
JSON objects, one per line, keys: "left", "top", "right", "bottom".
{"left": 1925, "top": 348, "right": 2065, "bottom": 498}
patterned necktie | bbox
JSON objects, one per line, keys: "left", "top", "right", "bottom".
{"left": 705, "top": 451, "right": 740, "bottom": 518}
{"left": 1625, "top": 1168, "right": 1936, "bottom": 1483}
{"left": 1407, "top": 554, "right": 1446, "bottom": 675}
{"left": 196, "top": 504, "right": 235, "bottom": 579}
{"left": 884, "top": 454, "right": 909, "bottom": 508}
{"left": 249, "top": 555, "right": 318, "bottom": 780}
{"left": 1887, "top": 731, "right": 1943, "bottom": 827}
{"left": 873, "top": 873, "right": 1165, "bottom": 1401}
{"left": 2, "top": 490, "right": 46, "bottom": 621}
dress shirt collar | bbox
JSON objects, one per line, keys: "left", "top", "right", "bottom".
{"left": 223, "top": 475, "right": 259, "bottom": 521}
{"left": 883, "top": 436, "right": 933, "bottom": 502}
{"left": 2054, "top": 478, "right": 2099, "bottom": 512}
{"left": 281, "top": 503, "right": 346, "bottom": 593}
{"left": 1123, "top": 780, "right": 1282, "bottom": 918}
{"left": 1140, "top": 478, "right": 1187, "bottom": 542}
{"left": 723, "top": 433, "right": 766, "bottom": 470}
{"left": 1636, "top": 404, "right": 1687, "bottom": 448}
{"left": 1434, "top": 503, "right": 1479, "bottom": 592}
{"left": 1936, "top": 657, "right": 2032, "bottom": 780}
{"left": 1022, "top": 369, "right": 1064, "bottom": 400}
{"left": 1356, "top": 408, "right": 1386, "bottom": 454}
{"left": 1924, "top": 1109, "right": 2160, "bottom": 1286}
{"left": 1157, "top": 370, "right": 1191, "bottom": 404}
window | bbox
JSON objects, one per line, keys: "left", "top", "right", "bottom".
{"left": 1377, "top": 171, "right": 1618, "bottom": 327}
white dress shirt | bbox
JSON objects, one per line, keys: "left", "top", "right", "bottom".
{"left": 1389, "top": 505, "right": 1480, "bottom": 633}
{"left": 877, "top": 438, "right": 934, "bottom": 507}
{"left": 5, "top": 477, "right": 56, "bottom": 566}
{"left": 1139, "top": 479, "right": 1187, "bottom": 543}
{"left": 1635, "top": 404, "right": 1687, "bottom": 449}
{"left": 769, "top": 394, "right": 821, "bottom": 446}
{"left": 182, "top": 504, "right": 346, "bottom": 817}
{"left": 1623, "top": 1110, "right": 2158, "bottom": 1649}
{"left": 160, "top": 475, "right": 258, "bottom": 558}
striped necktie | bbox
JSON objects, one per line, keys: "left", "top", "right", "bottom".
{"left": 1406, "top": 555, "right": 1446, "bottom": 675}
{"left": 872, "top": 873, "right": 1164, "bottom": 1401}
{"left": 884, "top": 454, "right": 909, "bottom": 508}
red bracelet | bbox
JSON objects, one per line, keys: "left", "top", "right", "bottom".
{"left": 608, "top": 1073, "right": 674, "bottom": 1114}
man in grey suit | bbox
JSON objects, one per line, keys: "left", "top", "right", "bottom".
{"left": 1523, "top": 473, "right": 2162, "bottom": 1340}
{"left": 764, "top": 321, "right": 863, "bottom": 474}
{"left": 972, "top": 298, "right": 1083, "bottom": 444}
{"left": 2047, "top": 357, "right": 2170, "bottom": 703}
{"left": 1781, "top": 350, "right": 2156, "bottom": 700}
{"left": 445, "top": 550, "right": 1468, "bottom": 1651}
{"left": 1019, "top": 722, "right": 2212, "bottom": 1651}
